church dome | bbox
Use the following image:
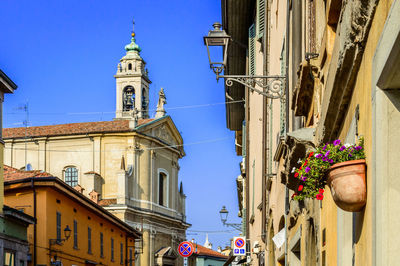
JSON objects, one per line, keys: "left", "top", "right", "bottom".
{"left": 125, "top": 32, "right": 141, "bottom": 53}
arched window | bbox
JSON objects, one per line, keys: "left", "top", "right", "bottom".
{"left": 123, "top": 86, "right": 135, "bottom": 111}
{"left": 158, "top": 169, "right": 169, "bottom": 207}
{"left": 128, "top": 63, "right": 132, "bottom": 70}
{"left": 64, "top": 167, "right": 78, "bottom": 187}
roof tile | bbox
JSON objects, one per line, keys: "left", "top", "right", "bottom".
{"left": 4, "top": 165, "right": 53, "bottom": 181}
{"left": 194, "top": 243, "right": 228, "bottom": 259}
{"left": 3, "top": 119, "right": 154, "bottom": 139}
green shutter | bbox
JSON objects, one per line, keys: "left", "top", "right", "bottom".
{"left": 257, "top": 0, "right": 265, "bottom": 38}
{"left": 248, "top": 24, "right": 256, "bottom": 76}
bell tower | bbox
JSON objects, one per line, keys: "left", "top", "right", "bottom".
{"left": 115, "top": 20, "right": 151, "bottom": 120}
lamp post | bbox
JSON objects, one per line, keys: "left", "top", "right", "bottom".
{"left": 219, "top": 206, "right": 242, "bottom": 231}
{"left": 49, "top": 225, "right": 72, "bottom": 263}
{"left": 204, "top": 23, "right": 286, "bottom": 100}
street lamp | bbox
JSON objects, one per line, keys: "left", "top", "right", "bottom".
{"left": 63, "top": 225, "right": 71, "bottom": 240}
{"left": 203, "top": 22, "right": 230, "bottom": 77}
{"left": 219, "top": 206, "right": 242, "bottom": 231}
{"left": 204, "top": 23, "right": 286, "bottom": 99}
{"left": 219, "top": 205, "right": 229, "bottom": 224}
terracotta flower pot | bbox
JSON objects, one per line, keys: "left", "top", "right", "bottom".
{"left": 327, "top": 159, "right": 366, "bottom": 212}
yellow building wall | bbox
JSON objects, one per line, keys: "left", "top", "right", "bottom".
{"left": 320, "top": 1, "right": 394, "bottom": 265}
{"left": 5, "top": 184, "right": 136, "bottom": 266}
{"left": 320, "top": 190, "right": 337, "bottom": 266}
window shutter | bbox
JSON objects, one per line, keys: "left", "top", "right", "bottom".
{"left": 257, "top": 0, "right": 265, "bottom": 38}
{"left": 56, "top": 212, "right": 61, "bottom": 241}
{"left": 249, "top": 24, "right": 256, "bottom": 76}
{"left": 242, "top": 121, "right": 246, "bottom": 158}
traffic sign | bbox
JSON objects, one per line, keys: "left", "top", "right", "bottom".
{"left": 178, "top": 241, "right": 194, "bottom": 257}
{"left": 233, "top": 237, "right": 246, "bottom": 256}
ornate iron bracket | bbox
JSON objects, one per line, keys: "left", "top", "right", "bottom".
{"left": 213, "top": 71, "right": 286, "bottom": 99}
{"left": 222, "top": 221, "right": 242, "bottom": 231}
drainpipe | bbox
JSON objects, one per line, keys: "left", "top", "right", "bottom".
{"left": 284, "top": 0, "right": 291, "bottom": 265}
{"left": 261, "top": 0, "right": 270, "bottom": 245}
{"left": 31, "top": 178, "right": 37, "bottom": 266}
{"left": 245, "top": 87, "right": 250, "bottom": 257}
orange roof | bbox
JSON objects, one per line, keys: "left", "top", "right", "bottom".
{"left": 3, "top": 119, "right": 154, "bottom": 139}
{"left": 5, "top": 166, "right": 116, "bottom": 207}
{"left": 194, "top": 243, "right": 228, "bottom": 259}
{"left": 4, "top": 165, "right": 53, "bottom": 181}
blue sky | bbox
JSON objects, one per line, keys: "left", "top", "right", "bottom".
{"left": 1, "top": 1, "right": 242, "bottom": 249}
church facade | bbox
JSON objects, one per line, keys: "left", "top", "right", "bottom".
{"left": 3, "top": 24, "right": 189, "bottom": 266}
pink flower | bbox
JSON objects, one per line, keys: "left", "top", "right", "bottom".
{"left": 294, "top": 172, "right": 299, "bottom": 178}
{"left": 316, "top": 194, "right": 324, "bottom": 200}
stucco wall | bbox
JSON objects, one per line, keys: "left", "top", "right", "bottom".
{"left": 5, "top": 185, "right": 136, "bottom": 266}
{"left": 318, "top": 1, "right": 395, "bottom": 265}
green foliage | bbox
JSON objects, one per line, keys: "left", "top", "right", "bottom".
{"left": 292, "top": 137, "right": 365, "bottom": 201}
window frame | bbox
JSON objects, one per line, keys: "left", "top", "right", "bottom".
{"left": 73, "top": 220, "right": 78, "bottom": 249}
{"left": 64, "top": 166, "right": 78, "bottom": 187}
{"left": 129, "top": 248, "right": 133, "bottom": 266}
{"left": 157, "top": 168, "right": 169, "bottom": 207}
{"left": 88, "top": 226, "right": 92, "bottom": 254}
{"left": 56, "top": 212, "right": 61, "bottom": 242}
{"left": 111, "top": 237, "right": 114, "bottom": 262}
{"left": 120, "top": 242, "right": 124, "bottom": 265}
{"left": 100, "top": 232, "right": 104, "bottom": 258}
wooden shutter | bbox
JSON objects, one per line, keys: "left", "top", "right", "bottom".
{"left": 257, "top": 0, "right": 266, "bottom": 38}
{"left": 249, "top": 24, "right": 256, "bottom": 76}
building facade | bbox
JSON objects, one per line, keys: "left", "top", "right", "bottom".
{"left": 210, "top": 0, "right": 400, "bottom": 265}
{"left": 0, "top": 70, "right": 35, "bottom": 266}
{"left": 4, "top": 166, "right": 141, "bottom": 266}
{"left": 3, "top": 24, "right": 189, "bottom": 266}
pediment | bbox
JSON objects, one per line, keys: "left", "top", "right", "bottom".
{"left": 152, "top": 124, "right": 176, "bottom": 146}
{"left": 137, "top": 116, "right": 185, "bottom": 156}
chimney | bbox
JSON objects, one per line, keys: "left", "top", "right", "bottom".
{"left": 74, "top": 184, "right": 85, "bottom": 194}
{"left": 89, "top": 189, "right": 100, "bottom": 204}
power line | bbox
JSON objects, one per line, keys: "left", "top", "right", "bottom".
{"left": 4, "top": 137, "right": 231, "bottom": 153}
{"left": 5, "top": 100, "right": 245, "bottom": 116}
{"left": 187, "top": 229, "right": 236, "bottom": 234}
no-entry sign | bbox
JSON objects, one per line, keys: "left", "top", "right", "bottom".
{"left": 178, "top": 241, "right": 194, "bottom": 257}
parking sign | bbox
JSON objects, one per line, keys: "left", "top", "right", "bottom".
{"left": 233, "top": 237, "right": 246, "bottom": 256}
